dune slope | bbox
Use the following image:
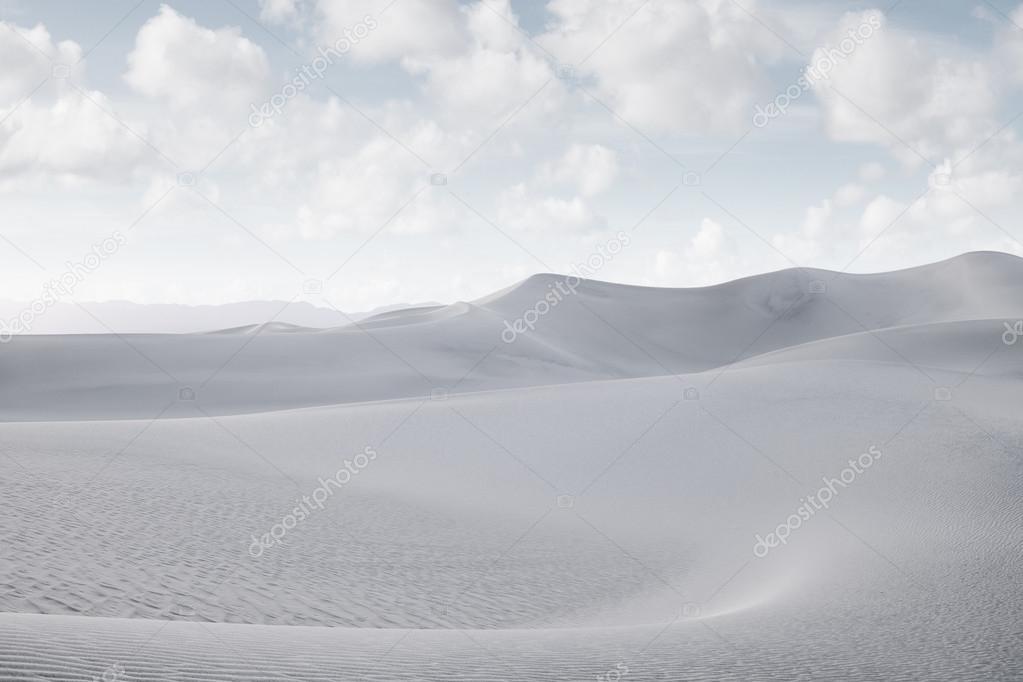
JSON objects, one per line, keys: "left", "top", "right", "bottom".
{"left": 1, "top": 252, "right": 1021, "bottom": 680}
{"left": 1, "top": 251, "right": 1021, "bottom": 420}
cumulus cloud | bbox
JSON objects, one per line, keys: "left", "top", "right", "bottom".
{"left": 781, "top": 6, "right": 1023, "bottom": 269}
{"left": 2, "top": 1, "right": 1021, "bottom": 306}
{"left": 0, "top": 88, "right": 150, "bottom": 184}
{"left": 282, "top": 115, "right": 460, "bottom": 238}
{"left": 418, "top": 41, "right": 554, "bottom": 126}
{"left": 811, "top": 10, "right": 998, "bottom": 167}
{"left": 0, "top": 21, "right": 148, "bottom": 185}
{"left": 771, "top": 198, "right": 837, "bottom": 265}
{"left": 848, "top": 190, "right": 1023, "bottom": 267}
{"left": 118, "top": 6, "right": 277, "bottom": 169}
{"left": 493, "top": 141, "right": 619, "bottom": 233}
{"left": 125, "top": 5, "right": 270, "bottom": 113}
{"left": 858, "top": 195, "right": 905, "bottom": 238}
{"left": 497, "top": 183, "right": 605, "bottom": 233}
{"left": 654, "top": 218, "right": 762, "bottom": 286}
{"left": 318, "top": 0, "right": 559, "bottom": 129}
{"left": 539, "top": 144, "right": 619, "bottom": 197}
{"left": 773, "top": 165, "right": 1023, "bottom": 272}
{"left": 315, "top": 0, "right": 464, "bottom": 64}
{"left": 540, "top": 0, "right": 783, "bottom": 135}
{"left": 991, "top": 4, "right": 1023, "bottom": 85}
{"left": 0, "top": 21, "right": 82, "bottom": 105}
{"left": 259, "top": 0, "right": 302, "bottom": 26}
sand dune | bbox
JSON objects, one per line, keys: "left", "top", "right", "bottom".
{"left": 2, "top": 251, "right": 1021, "bottom": 420}
{"left": 1, "top": 252, "right": 1021, "bottom": 680}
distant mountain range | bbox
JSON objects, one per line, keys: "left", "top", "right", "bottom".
{"left": 0, "top": 299, "right": 439, "bottom": 335}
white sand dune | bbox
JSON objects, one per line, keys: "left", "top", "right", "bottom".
{"left": 2, "top": 251, "right": 1021, "bottom": 420}
{"left": 1, "top": 252, "right": 1021, "bottom": 680}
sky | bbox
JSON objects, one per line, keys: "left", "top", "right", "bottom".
{"left": 1, "top": 0, "right": 1022, "bottom": 310}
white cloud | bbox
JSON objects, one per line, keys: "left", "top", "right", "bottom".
{"left": 418, "top": 36, "right": 555, "bottom": 125}
{"left": 464, "top": 0, "right": 526, "bottom": 53}
{"left": 496, "top": 182, "right": 605, "bottom": 233}
{"left": 125, "top": 5, "right": 270, "bottom": 113}
{"left": 654, "top": 218, "right": 754, "bottom": 286}
{"left": 793, "top": 6, "right": 1023, "bottom": 270}
{"left": 992, "top": 4, "right": 1023, "bottom": 85}
{"left": 494, "top": 140, "right": 618, "bottom": 233}
{"left": 811, "top": 10, "right": 998, "bottom": 167}
{"left": 539, "top": 144, "right": 619, "bottom": 197}
{"left": 259, "top": 0, "right": 301, "bottom": 26}
{"left": 0, "top": 88, "right": 150, "bottom": 184}
{"left": 311, "top": 0, "right": 781, "bottom": 135}
{"left": 0, "top": 22, "right": 148, "bottom": 186}
{"left": 316, "top": 0, "right": 464, "bottom": 64}
{"left": 283, "top": 115, "right": 460, "bottom": 239}
{"left": 120, "top": 6, "right": 277, "bottom": 169}
{"left": 772, "top": 198, "right": 835, "bottom": 264}
{"left": 858, "top": 194, "right": 905, "bottom": 240}
{"left": 541, "top": 0, "right": 783, "bottom": 135}
{"left": 2, "top": 1, "right": 1021, "bottom": 307}
{"left": 0, "top": 21, "right": 82, "bottom": 105}
{"left": 326, "top": 0, "right": 559, "bottom": 129}
{"left": 773, "top": 168, "right": 1023, "bottom": 274}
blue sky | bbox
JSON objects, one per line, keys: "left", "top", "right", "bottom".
{"left": 1, "top": 0, "right": 1022, "bottom": 309}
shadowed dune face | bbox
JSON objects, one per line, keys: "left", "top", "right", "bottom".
{"left": 1, "top": 253, "right": 1022, "bottom": 681}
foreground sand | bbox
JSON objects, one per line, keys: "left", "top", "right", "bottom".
{"left": 1, "top": 253, "right": 1021, "bottom": 680}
